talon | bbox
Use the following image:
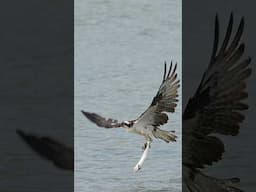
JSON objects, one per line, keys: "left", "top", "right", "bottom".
{"left": 142, "top": 143, "right": 147, "bottom": 151}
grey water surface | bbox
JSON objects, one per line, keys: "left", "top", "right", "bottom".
{"left": 75, "top": 0, "right": 181, "bottom": 192}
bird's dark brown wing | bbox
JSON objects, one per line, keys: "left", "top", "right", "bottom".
{"left": 81, "top": 111, "right": 123, "bottom": 128}
{"left": 183, "top": 14, "right": 251, "bottom": 169}
{"left": 17, "top": 129, "right": 74, "bottom": 170}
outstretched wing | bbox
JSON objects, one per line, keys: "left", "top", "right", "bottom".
{"left": 183, "top": 14, "right": 251, "bottom": 169}
{"left": 135, "top": 62, "right": 180, "bottom": 128}
{"left": 16, "top": 129, "right": 74, "bottom": 170}
{"left": 81, "top": 110, "right": 123, "bottom": 128}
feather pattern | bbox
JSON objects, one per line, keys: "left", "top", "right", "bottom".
{"left": 81, "top": 111, "right": 123, "bottom": 128}
{"left": 183, "top": 13, "right": 251, "bottom": 169}
{"left": 136, "top": 62, "right": 180, "bottom": 128}
{"left": 183, "top": 13, "right": 251, "bottom": 192}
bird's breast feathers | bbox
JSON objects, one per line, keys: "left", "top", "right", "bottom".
{"left": 126, "top": 124, "right": 155, "bottom": 137}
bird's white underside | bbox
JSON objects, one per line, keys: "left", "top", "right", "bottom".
{"left": 126, "top": 125, "right": 155, "bottom": 139}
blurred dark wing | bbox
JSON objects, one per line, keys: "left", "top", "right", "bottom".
{"left": 16, "top": 129, "right": 74, "bottom": 170}
{"left": 183, "top": 14, "right": 251, "bottom": 169}
{"left": 136, "top": 62, "right": 180, "bottom": 127}
{"left": 81, "top": 110, "right": 123, "bottom": 128}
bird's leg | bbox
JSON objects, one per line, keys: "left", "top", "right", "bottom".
{"left": 142, "top": 143, "right": 147, "bottom": 151}
{"left": 145, "top": 141, "right": 151, "bottom": 149}
{"left": 142, "top": 137, "right": 152, "bottom": 150}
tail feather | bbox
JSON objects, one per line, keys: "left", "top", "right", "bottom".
{"left": 153, "top": 128, "right": 177, "bottom": 143}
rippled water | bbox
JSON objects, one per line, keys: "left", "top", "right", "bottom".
{"left": 75, "top": 0, "right": 181, "bottom": 191}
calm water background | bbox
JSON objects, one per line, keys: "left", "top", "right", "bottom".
{"left": 75, "top": 0, "right": 181, "bottom": 191}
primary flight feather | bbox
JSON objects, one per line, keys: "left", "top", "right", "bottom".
{"left": 183, "top": 13, "right": 251, "bottom": 192}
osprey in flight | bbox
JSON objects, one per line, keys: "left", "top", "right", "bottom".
{"left": 183, "top": 14, "right": 251, "bottom": 192}
{"left": 82, "top": 63, "right": 180, "bottom": 156}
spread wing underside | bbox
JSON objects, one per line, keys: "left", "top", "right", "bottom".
{"left": 81, "top": 111, "right": 123, "bottom": 128}
{"left": 135, "top": 62, "right": 180, "bottom": 128}
{"left": 183, "top": 14, "right": 251, "bottom": 169}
